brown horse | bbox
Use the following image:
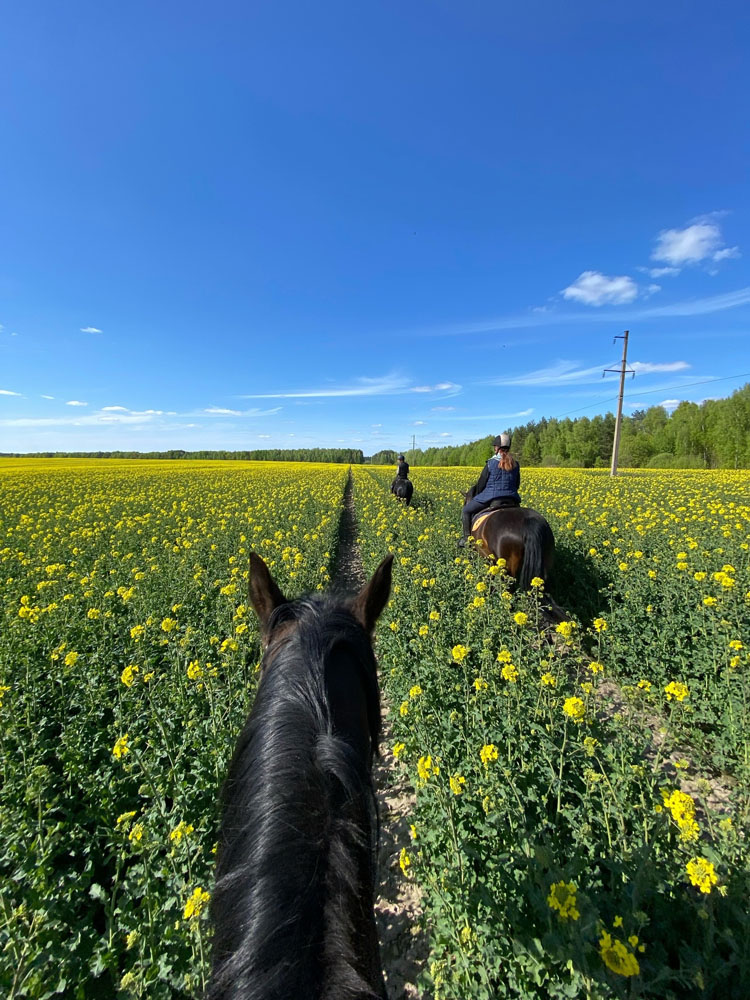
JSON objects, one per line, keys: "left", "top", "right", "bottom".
{"left": 464, "top": 495, "right": 555, "bottom": 590}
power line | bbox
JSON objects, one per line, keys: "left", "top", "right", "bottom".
{"left": 620, "top": 371, "right": 750, "bottom": 398}
{"left": 552, "top": 371, "right": 750, "bottom": 421}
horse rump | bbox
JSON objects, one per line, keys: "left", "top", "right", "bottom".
{"left": 391, "top": 478, "right": 413, "bottom": 504}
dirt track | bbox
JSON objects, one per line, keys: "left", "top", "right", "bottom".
{"left": 331, "top": 473, "right": 428, "bottom": 999}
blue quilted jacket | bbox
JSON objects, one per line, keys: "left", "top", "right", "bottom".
{"left": 474, "top": 455, "right": 521, "bottom": 503}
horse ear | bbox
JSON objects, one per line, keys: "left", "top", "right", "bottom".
{"left": 352, "top": 554, "right": 393, "bottom": 633}
{"left": 248, "top": 553, "right": 288, "bottom": 635}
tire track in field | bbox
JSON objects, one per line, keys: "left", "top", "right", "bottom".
{"left": 331, "top": 470, "right": 429, "bottom": 1000}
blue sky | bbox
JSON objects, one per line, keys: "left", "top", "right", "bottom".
{"left": 1, "top": 0, "right": 749, "bottom": 454}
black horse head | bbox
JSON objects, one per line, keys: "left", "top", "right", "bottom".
{"left": 207, "top": 554, "right": 392, "bottom": 1000}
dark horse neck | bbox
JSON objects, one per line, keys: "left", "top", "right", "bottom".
{"left": 207, "top": 597, "right": 386, "bottom": 1000}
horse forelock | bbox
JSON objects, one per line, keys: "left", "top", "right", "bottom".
{"left": 208, "top": 593, "right": 383, "bottom": 1000}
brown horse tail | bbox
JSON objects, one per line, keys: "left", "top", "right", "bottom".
{"left": 518, "top": 516, "right": 554, "bottom": 591}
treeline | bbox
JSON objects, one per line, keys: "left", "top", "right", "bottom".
{"left": 403, "top": 384, "right": 750, "bottom": 469}
{"left": 2, "top": 448, "right": 365, "bottom": 464}
{"left": 5, "top": 385, "right": 748, "bottom": 469}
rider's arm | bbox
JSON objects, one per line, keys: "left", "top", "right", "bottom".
{"left": 474, "top": 463, "right": 490, "bottom": 494}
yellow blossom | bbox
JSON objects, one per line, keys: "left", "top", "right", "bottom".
{"left": 120, "top": 664, "right": 139, "bottom": 687}
{"left": 183, "top": 887, "right": 210, "bottom": 920}
{"left": 563, "top": 697, "right": 585, "bottom": 724}
{"left": 686, "top": 857, "right": 719, "bottom": 894}
{"left": 547, "top": 880, "right": 580, "bottom": 921}
{"left": 664, "top": 681, "right": 689, "bottom": 702}
{"left": 599, "top": 931, "right": 640, "bottom": 977}
{"left": 449, "top": 774, "right": 466, "bottom": 795}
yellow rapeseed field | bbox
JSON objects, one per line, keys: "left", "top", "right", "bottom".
{"left": 1, "top": 459, "right": 748, "bottom": 998}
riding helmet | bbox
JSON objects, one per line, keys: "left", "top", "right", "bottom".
{"left": 493, "top": 433, "right": 511, "bottom": 449}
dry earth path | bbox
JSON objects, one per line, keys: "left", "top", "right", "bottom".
{"left": 331, "top": 472, "right": 429, "bottom": 1000}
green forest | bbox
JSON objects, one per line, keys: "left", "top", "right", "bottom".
{"left": 381, "top": 383, "right": 750, "bottom": 469}
{"left": 5, "top": 385, "right": 748, "bottom": 469}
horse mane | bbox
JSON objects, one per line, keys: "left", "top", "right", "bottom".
{"left": 207, "top": 594, "right": 383, "bottom": 1000}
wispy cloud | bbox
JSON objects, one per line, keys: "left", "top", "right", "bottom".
{"left": 483, "top": 361, "right": 607, "bottom": 387}
{"left": 421, "top": 285, "right": 750, "bottom": 338}
{"left": 636, "top": 287, "right": 750, "bottom": 317}
{"left": 80, "top": 326, "right": 103, "bottom": 334}
{"left": 562, "top": 271, "right": 639, "bottom": 307}
{"left": 202, "top": 406, "right": 282, "bottom": 417}
{"left": 65, "top": 400, "right": 88, "bottom": 406}
{"left": 631, "top": 361, "right": 689, "bottom": 374}
{"left": 1, "top": 388, "right": 22, "bottom": 396}
{"left": 411, "top": 381, "right": 462, "bottom": 394}
{"left": 239, "top": 373, "right": 455, "bottom": 399}
{"left": 40, "top": 394, "right": 55, "bottom": 400}
{"left": 641, "top": 266, "right": 680, "bottom": 279}
{"left": 449, "top": 408, "right": 535, "bottom": 421}
{"left": 0, "top": 413, "right": 157, "bottom": 428}
{"left": 483, "top": 360, "right": 691, "bottom": 388}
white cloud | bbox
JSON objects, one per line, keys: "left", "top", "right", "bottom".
{"left": 41, "top": 395, "right": 55, "bottom": 400}
{"left": 439, "top": 432, "right": 452, "bottom": 437}
{"left": 449, "top": 408, "right": 535, "bottom": 421}
{"left": 562, "top": 271, "right": 639, "bottom": 306}
{"left": 101, "top": 405, "right": 130, "bottom": 412}
{"left": 431, "top": 406, "right": 456, "bottom": 411}
{"left": 630, "top": 361, "right": 689, "bottom": 374}
{"left": 712, "top": 246, "right": 740, "bottom": 263}
{"left": 485, "top": 361, "right": 607, "bottom": 387}
{"left": 241, "top": 373, "right": 412, "bottom": 399}
{"left": 659, "top": 399, "right": 681, "bottom": 410}
{"left": 411, "top": 381, "right": 462, "bottom": 394}
{"left": 644, "top": 266, "right": 680, "bottom": 278}
{"left": 80, "top": 326, "right": 102, "bottom": 334}
{"left": 413, "top": 420, "right": 426, "bottom": 426}
{"left": 202, "top": 406, "right": 282, "bottom": 417}
{"left": 651, "top": 220, "right": 740, "bottom": 270}
{"left": 65, "top": 400, "right": 88, "bottom": 406}
{"left": 0, "top": 388, "right": 22, "bottom": 396}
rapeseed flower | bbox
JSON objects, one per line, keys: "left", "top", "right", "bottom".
{"left": 547, "top": 880, "right": 579, "bottom": 921}
{"left": 563, "top": 697, "right": 585, "bottom": 723}
{"left": 686, "top": 857, "right": 719, "bottom": 894}
{"left": 183, "top": 887, "right": 210, "bottom": 920}
{"left": 449, "top": 775, "right": 466, "bottom": 795}
{"left": 599, "top": 931, "right": 640, "bottom": 977}
{"left": 664, "top": 681, "right": 689, "bottom": 702}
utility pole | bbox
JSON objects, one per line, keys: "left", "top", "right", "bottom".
{"left": 604, "top": 331, "right": 634, "bottom": 477}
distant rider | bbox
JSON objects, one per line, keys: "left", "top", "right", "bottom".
{"left": 458, "top": 434, "right": 520, "bottom": 547}
{"left": 391, "top": 454, "right": 410, "bottom": 494}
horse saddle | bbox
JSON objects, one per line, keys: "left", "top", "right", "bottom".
{"left": 471, "top": 498, "right": 520, "bottom": 534}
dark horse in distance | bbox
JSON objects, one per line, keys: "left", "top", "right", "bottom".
{"left": 207, "top": 552, "right": 393, "bottom": 1000}
{"left": 390, "top": 477, "right": 414, "bottom": 505}
{"left": 463, "top": 487, "right": 555, "bottom": 591}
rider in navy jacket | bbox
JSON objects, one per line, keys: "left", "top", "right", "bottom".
{"left": 458, "top": 434, "right": 520, "bottom": 546}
